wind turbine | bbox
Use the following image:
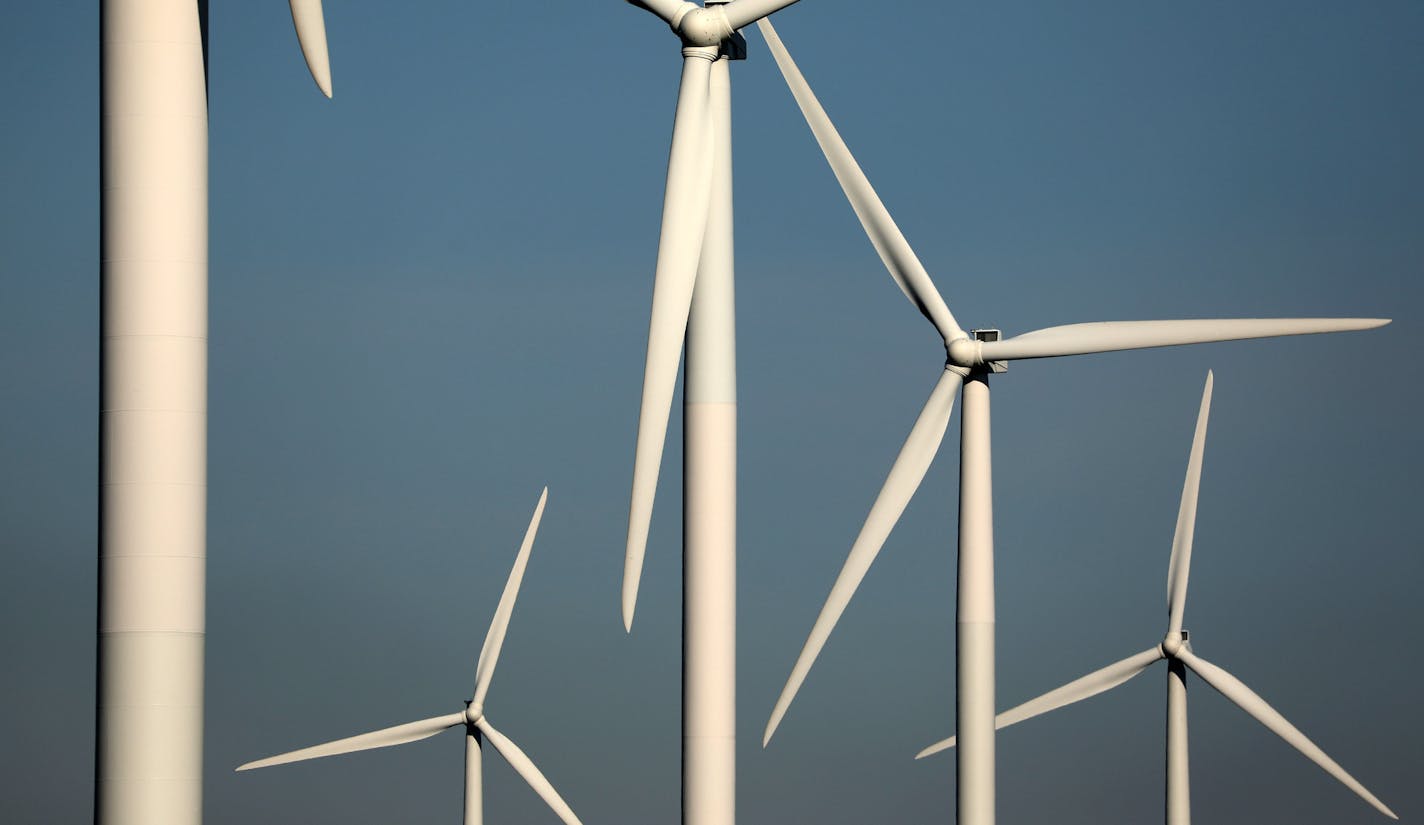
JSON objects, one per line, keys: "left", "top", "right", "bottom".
{"left": 752, "top": 19, "right": 1390, "bottom": 825}
{"left": 237, "top": 488, "right": 583, "bottom": 825}
{"left": 615, "top": 1, "right": 802, "bottom": 822}
{"left": 915, "top": 372, "right": 1397, "bottom": 823}
{"left": 99, "top": 3, "right": 332, "bottom": 824}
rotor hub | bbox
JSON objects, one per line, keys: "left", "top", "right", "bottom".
{"left": 463, "top": 701, "right": 484, "bottom": 726}
{"left": 673, "top": 5, "right": 734, "bottom": 47}
{"left": 1160, "top": 629, "right": 1189, "bottom": 658}
{"left": 946, "top": 337, "right": 980, "bottom": 368}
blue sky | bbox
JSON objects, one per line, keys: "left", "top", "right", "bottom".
{"left": 2, "top": 1, "right": 1421, "bottom": 823}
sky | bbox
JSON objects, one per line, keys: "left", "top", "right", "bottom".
{"left": 2, "top": 1, "right": 1421, "bottom": 823}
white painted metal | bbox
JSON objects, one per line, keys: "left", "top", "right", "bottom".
{"left": 288, "top": 0, "right": 333, "bottom": 97}
{"left": 1167, "top": 372, "right": 1212, "bottom": 636}
{"left": 98, "top": 3, "right": 332, "bottom": 823}
{"left": 1166, "top": 660, "right": 1189, "bottom": 825}
{"left": 237, "top": 490, "right": 583, "bottom": 825}
{"left": 1175, "top": 648, "right": 1396, "bottom": 819}
{"left": 623, "top": 49, "right": 716, "bottom": 629}
{"left": 964, "top": 318, "right": 1387, "bottom": 364}
{"left": 914, "top": 376, "right": 1397, "bottom": 821}
{"left": 957, "top": 375, "right": 995, "bottom": 825}
{"left": 682, "top": 52, "right": 738, "bottom": 825}
{"left": 913, "top": 646, "right": 1165, "bottom": 759}
{"left": 755, "top": 18, "right": 1391, "bottom": 823}
{"left": 464, "top": 729, "right": 484, "bottom": 825}
{"left": 754, "top": 18, "right": 962, "bottom": 343}
{"left": 762, "top": 367, "right": 962, "bottom": 746}
{"left": 615, "top": 6, "right": 815, "bottom": 824}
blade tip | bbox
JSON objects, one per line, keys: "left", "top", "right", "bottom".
{"left": 621, "top": 594, "right": 636, "bottom": 633}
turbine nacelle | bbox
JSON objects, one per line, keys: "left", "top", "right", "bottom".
{"left": 464, "top": 701, "right": 486, "bottom": 726}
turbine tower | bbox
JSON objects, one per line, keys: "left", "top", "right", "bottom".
{"left": 916, "top": 373, "right": 1396, "bottom": 823}
{"left": 99, "top": 2, "right": 331, "bottom": 823}
{"left": 752, "top": 19, "right": 1390, "bottom": 825}
{"left": 237, "top": 489, "right": 583, "bottom": 825}
{"left": 615, "top": 1, "right": 801, "bottom": 823}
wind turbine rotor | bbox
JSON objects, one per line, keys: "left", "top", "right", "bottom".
{"left": 1167, "top": 373, "right": 1212, "bottom": 635}
{"left": 474, "top": 488, "right": 549, "bottom": 707}
{"left": 623, "top": 51, "right": 717, "bottom": 632}
{"left": 288, "top": 0, "right": 333, "bottom": 97}
{"left": 235, "top": 712, "right": 467, "bottom": 771}
{"left": 475, "top": 718, "right": 585, "bottom": 825}
{"left": 757, "top": 18, "right": 963, "bottom": 344}
{"left": 764, "top": 367, "right": 963, "bottom": 746}
{"left": 1174, "top": 647, "right": 1397, "bottom": 819}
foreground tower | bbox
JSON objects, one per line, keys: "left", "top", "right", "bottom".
{"left": 98, "top": 2, "right": 331, "bottom": 821}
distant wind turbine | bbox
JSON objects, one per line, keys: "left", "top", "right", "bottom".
{"left": 916, "top": 373, "right": 1396, "bottom": 822}
{"left": 99, "top": 3, "right": 333, "bottom": 823}
{"left": 237, "top": 489, "right": 583, "bottom": 825}
{"left": 753, "top": 19, "right": 1390, "bottom": 825}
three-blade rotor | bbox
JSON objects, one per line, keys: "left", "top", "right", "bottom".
{"left": 912, "top": 377, "right": 1395, "bottom": 819}
{"left": 238, "top": 489, "right": 583, "bottom": 824}
{"left": 755, "top": 17, "right": 1390, "bottom": 748}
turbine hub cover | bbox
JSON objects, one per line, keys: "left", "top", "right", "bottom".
{"left": 675, "top": 6, "right": 734, "bottom": 47}
{"left": 947, "top": 337, "right": 980, "bottom": 368}
{"left": 1160, "top": 629, "right": 1188, "bottom": 658}
{"left": 464, "top": 701, "right": 484, "bottom": 726}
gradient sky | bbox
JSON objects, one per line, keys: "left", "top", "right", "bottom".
{"left": 2, "top": 1, "right": 1422, "bottom": 823}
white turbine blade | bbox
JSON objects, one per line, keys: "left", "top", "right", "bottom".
{"left": 624, "top": 0, "right": 693, "bottom": 27}
{"left": 1166, "top": 373, "right": 1212, "bottom": 634}
{"left": 476, "top": 718, "right": 583, "bottom": 825}
{"left": 723, "top": 0, "right": 805, "bottom": 31}
{"left": 236, "top": 712, "right": 465, "bottom": 771}
{"left": 623, "top": 55, "right": 716, "bottom": 632}
{"left": 288, "top": 0, "right": 332, "bottom": 98}
{"left": 975, "top": 318, "right": 1389, "bottom": 362}
{"left": 474, "top": 487, "right": 549, "bottom": 707}
{"left": 757, "top": 19, "right": 964, "bottom": 344}
{"left": 914, "top": 646, "right": 1164, "bottom": 759}
{"left": 764, "top": 368, "right": 963, "bottom": 746}
{"left": 1177, "top": 648, "right": 1397, "bottom": 819}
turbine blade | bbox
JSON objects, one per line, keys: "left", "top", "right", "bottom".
{"left": 624, "top": 0, "right": 692, "bottom": 27}
{"left": 474, "top": 487, "right": 549, "bottom": 707}
{"left": 723, "top": 0, "right": 805, "bottom": 31}
{"left": 288, "top": 0, "right": 332, "bottom": 98}
{"left": 623, "top": 54, "right": 716, "bottom": 632}
{"left": 1178, "top": 649, "right": 1397, "bottom": 819}
{"left": 757, "top": 19, "right": 963, "bottom": 344}
{"left": 915, "top": 646, "right": 1164, "bottom": 759}
{"left": 235, "top": 712, "right": 465, "bottom": 771}
{"left": 764, "top": 368, "right": 963, "bottom": 746}
{"left": 976, "top": 318, "right": 1389, "bottom": 362}
{"left": 476, "top": 718, "right": 583, "bottom": 825}
{"left": 1166, "top": 373, "right": 1212, "bottom": 634}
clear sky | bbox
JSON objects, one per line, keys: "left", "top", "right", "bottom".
{"left": 2, "top": 1, "right": 1421, "bottom": 823}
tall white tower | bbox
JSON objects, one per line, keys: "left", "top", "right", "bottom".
{"left": 98, "top": 3, "right": 330, "bottom": 822}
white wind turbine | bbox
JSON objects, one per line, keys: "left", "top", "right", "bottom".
{"left": 99, "top": 3, "right": 332, "bottom": 824}
{"left": 236, "top": 489, "right": 582, "bottom": 825}
{"left": 616, "top": 1, "right": 803, "bottom": 822}
{"left": 752, "top": 19, "right": 1390, "bottom": 825}
{"left": 915, "top": 372, "right": 1397, "bottom": 823}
